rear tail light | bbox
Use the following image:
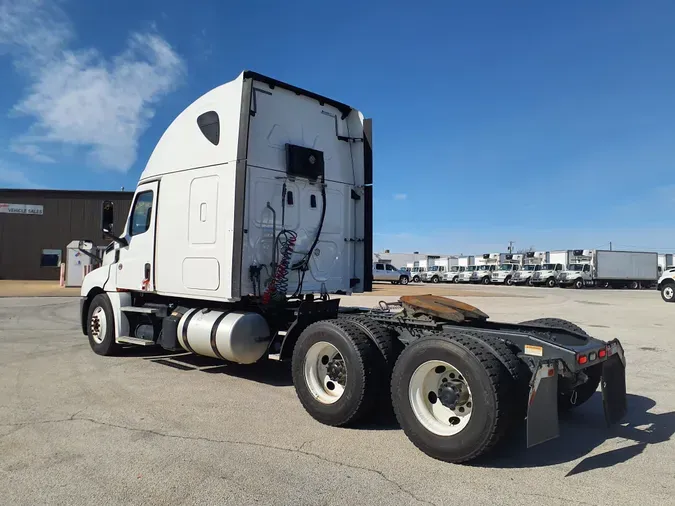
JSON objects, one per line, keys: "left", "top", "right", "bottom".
{"left": 598, "top": 349, "right": 607, "bottom": 358}
{"left": 577, "top": 354, "right": 588, "bottom": 365}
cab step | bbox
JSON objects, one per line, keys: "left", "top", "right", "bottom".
{"left": 117, "top": 336, "right": 155, "bottom": 346}
{"left": 121, "top": 305, "right": 167, "bottom": 317}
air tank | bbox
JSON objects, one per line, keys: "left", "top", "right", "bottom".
{"left": 177, "top": 308, "right": 271, "bottom": 364}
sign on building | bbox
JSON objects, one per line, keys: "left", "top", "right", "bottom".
{"left": 0, "top": 203, "right": 44, "bottom": 215}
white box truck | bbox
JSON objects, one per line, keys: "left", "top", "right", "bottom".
{"left": 558, "top": 250, "right": 659, "bottom": 289}
{"left": 422, "top": 257, "right": 457, "bottom": 283}
{"left": 77, "top": 70, "right": 626, "bottom": 464}
{"left": 531, "top": 251, "right": 568, "bottom": 287}
{"left": 472, "top": 253, "right": 501, "bottom": 284}
{"left": 490, "top": 254, "right": 523, "bottom": 286}
{"left": 512, "top": 251, "right": 546, "bottom": 286}
{"left": 658, "top": 254, "right": 674, "bottom": 277}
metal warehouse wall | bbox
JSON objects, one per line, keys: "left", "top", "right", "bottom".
{"left": 0, "top": 189, "right": 133, "bottom": 280}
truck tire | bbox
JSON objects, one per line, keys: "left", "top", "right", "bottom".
{"left": 661, "top": 282, "right": 675, "bottom": 302}
{"left": 292, "top": 319, "right": 384, "bottom": 427}
{"left": 482, "top": 276, "right": 491, "bottom": 285}
{"left": 432, "top": 275, "right": 440, "bottom": 284}
{"left": 518, "top": 318, "right": 599, "bottom": 411}
{"left": 453, "top": 276, "right": 460, "bottom": 284}
{"left": 505, "top": 276, "right": 513, "bottom": 286}
{"left": 391, "top": 334, "right": 515, "bottom": 463}
{"left": 527, "top": 277, "right": 533, "bottom": 287}
{"left": 413, "top": 275, "right": 421, "bottom": 283}
{"left": 87, "top": 293, "right": 120, "bottom": 356}
{"left": 399, "top": 275, "right": 409, "bottom": 285}
{"left": 574, "top": 278, "right": 584, "bottom": 289}
{"left": 629, "top": 280, "right": 640, "bottom": 290}
{"left": 546, "top": 277, "right": 556, "bottom": 288}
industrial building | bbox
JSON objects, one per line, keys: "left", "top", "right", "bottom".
{"left": 0, "top": 189, "right": 133, "bottom": 280}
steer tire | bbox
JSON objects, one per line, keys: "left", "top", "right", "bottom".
{"left": 391, "top": 334, "right": 515, "bottom": 463}
{"left": 518, "top": 318, "right": 598, "bottom": 411}
{"left": 482, "top": 276, "right": 491, "bottom": 285}
{"left": 546, "top": 277, "right": 556, "bottom": 288}
{"left": 292, "top": 319, "right": 384, "bottom": 427}
{"left": 87, "top": 293, "right": 120, "bottom": 356}
{"left": 661, "top": 283, "right": 675, "bottom": 302}
{"left": 574, "top": 278, "right": 584, "bottom": 289}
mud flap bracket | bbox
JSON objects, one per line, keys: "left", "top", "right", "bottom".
{"left": 527, "top": 361, "right": 560, "bottom": 448}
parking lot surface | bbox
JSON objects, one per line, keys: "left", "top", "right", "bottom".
{"left": 1, "top": 285, "right": 674, "bottom": 505}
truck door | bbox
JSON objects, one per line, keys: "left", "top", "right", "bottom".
{"left": 116, "top": 182, "right": 158, "bottom": 291}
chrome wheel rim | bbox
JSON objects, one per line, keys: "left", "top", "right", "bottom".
{"left": 304, "top": 342, "right": 346, "bottom": 404}
{"left": 664, "top": 287, "right": 674, "bottom": 300}
{"left": 90, "top": 306, "right": 107, "bottom": 344}
{"left": 409, "top": 360, "right": 473, "bottom": 436}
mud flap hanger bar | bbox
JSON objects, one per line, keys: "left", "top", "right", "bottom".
{"left": 526, "top": 339, "right": 627, "bottom": 449}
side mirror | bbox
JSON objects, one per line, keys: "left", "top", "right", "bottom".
{"left": 102, "top": 201, "right": 114, "bottom": 235}
{"left": 101, "top": 200, "right": 128, "bottom": 247}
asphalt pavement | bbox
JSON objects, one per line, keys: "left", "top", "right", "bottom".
{"left": 1, "top": 285, "right": 673, "bottom": 505}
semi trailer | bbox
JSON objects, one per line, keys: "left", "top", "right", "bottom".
{"left": 558, "top": 249, "right": 659, "bottom": 289}
{"left": 77, "top": 71, "right": 626, "bottom": 464}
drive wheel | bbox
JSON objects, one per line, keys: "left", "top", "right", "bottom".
{"left": 391, "top": 335, "right": 515, "bottom": 463}
{"left": 399, "top": 275, "right": 409, "bottom": 285}
{"left": 87, "top": 293, "right": 120, "bottom": 356}
{"left": 292, "top": 320, "right": 384, "bottom": 427}
{"left": 629, "top": 280, "right": 640, "bottom": 290}
{"left": 574, "top": 278, "right": 584, "bottom": 289}
{"left": 661, "top": 283, "right": 675, "bottom": 302}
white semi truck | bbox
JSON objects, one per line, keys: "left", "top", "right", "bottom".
{"left": 457, "top": 265, "right": 477, "bottom": 283}
{"left": 77, "top": 71, "right": 626, "bottom": 464}
{"left": 558, "top": 249, "right": 659, "bottom": 289}
{"left": 490, "top": 254, "right": 523, "bottom": 286}
{"left": 443, "top": 265, "right": 466, "bottom": 283}
{"left": 512, "top": 251, "right": 546, "bottom": 286}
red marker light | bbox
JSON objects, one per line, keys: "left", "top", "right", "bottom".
{"left": 578, "top": 354, "right": 588, "bottom": 365}
{"left": 598, "top": 349, "right": 607, "bottom": 358}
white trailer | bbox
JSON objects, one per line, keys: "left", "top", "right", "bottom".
{"left": 458, "top": 256, "right": 474, "bottom": 268}
{"left": 559, "top": 249, "right": 659, "bottom": 289}
{"left": 76, "top": 70, "right": 627, "bottom": 464}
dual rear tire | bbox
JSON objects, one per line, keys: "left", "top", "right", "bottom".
{"left": 292, "top": 320, "right": 521, "bottom": 463}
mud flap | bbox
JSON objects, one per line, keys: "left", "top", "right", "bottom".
{"left": 602, "top": 340, "right": 627, "bottom": 426}
{"left": 526, "top": 362, "right": 560, "bottom": 448}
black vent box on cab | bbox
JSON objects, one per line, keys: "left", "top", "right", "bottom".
{"left": 285, "top": 144, "right": 325, "bottom": 181}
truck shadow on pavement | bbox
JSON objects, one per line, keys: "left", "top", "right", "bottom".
{"left": 478, "top": 393, "right": 675, "bottom": 475}
{"left": 139, "top": 351, "right": 295, "bottom": 387}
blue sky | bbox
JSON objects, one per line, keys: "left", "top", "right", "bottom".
{"left": 1, "top": 0, "right": 674, "bottom": 254}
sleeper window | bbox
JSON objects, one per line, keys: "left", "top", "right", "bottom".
{"left": 130, "top": 191, "right": 154, "bottom": 236}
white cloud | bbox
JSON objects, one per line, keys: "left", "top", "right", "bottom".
{"left": 9, "top": 141, "right": 56, "bottom": 163}
{"left": 0, "top": 165, "right": 44, "bottom": 188}
{"left": 393, "top": 193, "right": 407, "bottom": 201}
{"left": 0, "top": 0, "right": 185, "bottom": 172}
